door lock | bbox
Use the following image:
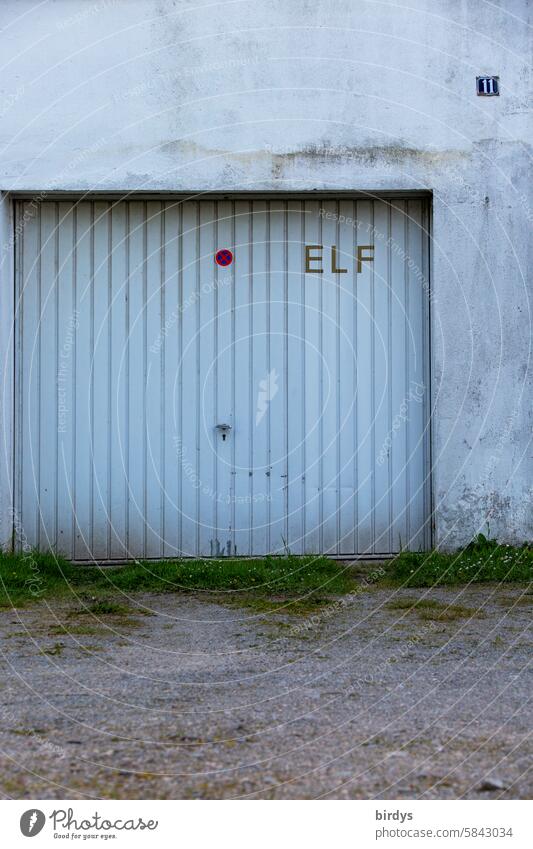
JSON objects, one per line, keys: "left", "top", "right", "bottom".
{"left": 215, "top": 423, "right": 232, "bottom": 441}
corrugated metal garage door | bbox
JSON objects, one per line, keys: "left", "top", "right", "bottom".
{"left": 15, "top": 198, "right": 430, "bottom": 560}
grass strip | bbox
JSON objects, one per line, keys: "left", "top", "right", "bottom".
{"left": 0, "top": 552, "right": 354, "bottom": 609}
{"left": 385, "top": 535, "right": 532, "bottom": 587}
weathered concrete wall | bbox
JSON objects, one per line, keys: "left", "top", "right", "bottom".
{"left": 0, "top": 0, "right": 531, "bottom": 548}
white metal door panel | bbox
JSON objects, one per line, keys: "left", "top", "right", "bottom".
{"left": 16, "top": 198, "right": 430, "bottom": 560}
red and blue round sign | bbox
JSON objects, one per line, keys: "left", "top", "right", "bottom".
{"left": 215, "top": 248, "right": 233, "bottom": 267}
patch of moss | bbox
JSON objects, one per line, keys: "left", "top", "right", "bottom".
{"left": 386, "top": 596, "right": 483, "bottom": 621}
{"left": 221, "top": 593, "right": 336, "bottom": 616}
{"left": 40, "top": 641, "right": 65, "bottom": 656}
{"left": 495, "top": 594, "right": 533, "bottom": 607}
{"left": 11, "top": 728, "right": 47, "bottom": 736}
{"left": 48, "top": 624, "right": 107, "bottom": 636}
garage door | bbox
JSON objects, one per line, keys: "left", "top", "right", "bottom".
{"left": 15, "top": 198, "right": 430, "bottom": 560}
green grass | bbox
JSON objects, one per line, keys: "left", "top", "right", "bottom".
{"left": 74, "top": 599, "right": 138, "bottom": 616}
{"left": 385, "top": 535, "right": 533, "bottom": 587}
{"left": 0, "top": 551, "right": 354, "bottom": 610}
{"left": 1, "top": 536, "right": 531, "bottom": 613}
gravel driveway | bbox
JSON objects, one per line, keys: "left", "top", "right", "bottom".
{"left": 0, "top": 582, "right": 531, "bottom": 799}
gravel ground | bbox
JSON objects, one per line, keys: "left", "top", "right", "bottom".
{"left": 0, "top": 581, "right": 531, "bottom": 799}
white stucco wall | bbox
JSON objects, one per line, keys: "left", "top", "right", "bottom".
{"left": 0, "top": 0, "right": 531, "bottom": 549}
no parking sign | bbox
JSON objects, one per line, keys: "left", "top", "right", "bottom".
{"left": 215, "top": 248, "right": 233, "bottom": 267}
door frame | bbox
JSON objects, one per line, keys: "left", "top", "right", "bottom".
{"left": 8, "top": 190, "right": 434, "bottom": 558}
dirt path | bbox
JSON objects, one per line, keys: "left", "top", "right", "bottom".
{"left": 0, "top": 584, "right": 531, "bottom": 799}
